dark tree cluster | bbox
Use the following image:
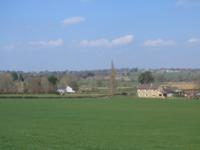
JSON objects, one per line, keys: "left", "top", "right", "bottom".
{"left": 138, "top": 71, "right": 154, "bottom": 84}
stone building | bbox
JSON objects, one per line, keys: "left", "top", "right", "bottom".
{"left": 137, "top": 84, "right": 166, "bottom": 98}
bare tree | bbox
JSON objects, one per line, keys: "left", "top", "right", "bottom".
{"left": 57, "top": 75, "right": 79, "bottom": 91}
{"left": 24, "top": 76, "right": 42, "bottom": 94}
{"left": 57, "top": 75, "right": 69, "bottom": 89}
{"left": 0, "top": 73, "right": 15, "bottom": 93}
{"left": 109, "top": 61, "right": 117, "bottom": 96}
{"left": 40, "top": 77, "right": 53, "bottom": 93}
{"left": 15, "top": 81, "right": 24, "bottom": 93}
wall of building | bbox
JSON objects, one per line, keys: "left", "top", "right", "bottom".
{"left": 137, "top": 89, "right": 165, "bottom": 98}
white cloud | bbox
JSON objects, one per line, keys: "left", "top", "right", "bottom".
{"left": 0, "top": 39, "right": 64, "bottom": 51}
{"left": 80, "top": 39, "right": 109, "bottom": 47}
{"left": 188, "top": 38, "right": 200, "bottom": 44}
{"left": 111, "top": 35, "right": 134, "bottom": 46}
{"left": 80, "top": 34, "right": 134, "bottom": 48}
{"left": 29, "top": 39, "right": 64, "bottom": 47}
{"left": 144, "top": 39, "right": 175, "bottom": 47}
{"left": 62, "top": 17, "right": 85, "bottom": 26}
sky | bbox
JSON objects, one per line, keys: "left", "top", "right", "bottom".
{"left": 0, "top": 0, "right": 200, "bottom": 71}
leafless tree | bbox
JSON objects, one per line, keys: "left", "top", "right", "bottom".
{"left": 0, "top": 73, "right": 14, "bottom": 93}
{"left": 109, "top": 61, "right": 117, "bottom": 96}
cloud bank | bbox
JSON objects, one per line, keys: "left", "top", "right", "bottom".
{"left": 188, "top": 38, "right": 200, "bottom": 46}
{"left": 80, "top": 34, "right": 134, "bottom": 48}
{"left": 188, "top": 38, "right": 200, "bottom": 43}
{"left": 144, "top": 39, "right": 175, "bottom": 47}
{"left": 29, "top": 39, "right": 64, "bottom": 47}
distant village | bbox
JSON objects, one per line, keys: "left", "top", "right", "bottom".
{"left": 0, "top": 67, "right": 200, "bottom": 99}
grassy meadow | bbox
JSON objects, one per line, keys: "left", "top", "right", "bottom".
{"left": 0, "top": 97, "right": 200, "bottom": 150}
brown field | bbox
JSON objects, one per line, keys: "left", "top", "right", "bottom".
{"left": 163, "top": 82, "right": 199, "bottom": 90}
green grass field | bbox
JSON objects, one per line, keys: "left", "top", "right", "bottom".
{"left": 0, "top": 97, "right": 200, "bottom": 150}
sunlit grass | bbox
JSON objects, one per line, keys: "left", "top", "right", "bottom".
{"left": 0, "top": 97, "right": 200, "bottom": 150}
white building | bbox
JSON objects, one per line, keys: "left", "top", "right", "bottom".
{"left": 57, "top": 86, "right": 75, "bottom": 95}
{"left": 66, "top": 86, "right": 75, "bottom": 93}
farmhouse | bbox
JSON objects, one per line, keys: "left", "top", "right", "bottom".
{"left": 57, "top": 86, "right": 75, "bottom": 95}
{"left": 137, "top": 84, "right": 166, "bottom": 98}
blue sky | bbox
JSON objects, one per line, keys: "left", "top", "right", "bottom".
{"left": 0, "top": 0, "right": 200, "bottom": 71}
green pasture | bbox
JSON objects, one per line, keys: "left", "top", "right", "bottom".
{"left": 0, "top": 97, "right": 200, "bottom": 150}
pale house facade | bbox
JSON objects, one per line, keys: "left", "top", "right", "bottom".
{"left": 137, "top": 84, "right": 166, "bottom": 98}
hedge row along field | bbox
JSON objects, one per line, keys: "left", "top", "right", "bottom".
{"left": 0, "top": 97, "right": 200, "bottom": 150}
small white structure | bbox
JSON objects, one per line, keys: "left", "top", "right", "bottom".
{"left": 57, "top": 86, "right": 75, "bottom": 95}
{"left": 57, "top": 89, "right": 66, "bottom": 95}
{"left": 66, "top": 86, "right": 75, "bottom": 93}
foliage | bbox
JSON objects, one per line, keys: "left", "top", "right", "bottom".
{"left": 81, "top": 71, "right": 95, "bottom": 79}
{"left": 11, "top": 72, "right": 18, "bottom": 81}
{"left": 48, "top": 76, "right": 58, "bottom": 86}
{"left": 18, "top": 74, "right": 24, "bottom": 82}
{"left": 1, "top": 69, "right": 200, "bottom": 94}
{"left": 138, "top": 71, "right": 154, "bottom": 84}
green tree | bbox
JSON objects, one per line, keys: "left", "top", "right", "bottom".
{"left": 18, "top": 74, "right": 24, "bottom": 82}
{"left": 11, "top": 72, "right": 18, "bottom": 81}
{"left": 48, "top": 76, "right": 58, "bottom": 86}
{"left": 138, "top": 71, "right": 154, "bottom": 84}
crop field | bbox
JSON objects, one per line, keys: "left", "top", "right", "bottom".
{"left": 0, "top": 97, "right": 200, "bottom": 150}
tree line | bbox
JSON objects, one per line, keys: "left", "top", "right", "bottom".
{"left": 0, "top": 72, "right": 79, "bottom": 94}
{"left": 0, "top": 68, "right": 200, "bottom": 94}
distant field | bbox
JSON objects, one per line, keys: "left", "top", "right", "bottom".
{"left": 163, "top": 82, "right": 199, "bottom": 90}
{"left": 0, "top": 97, "right": 200, "bottom": 150}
